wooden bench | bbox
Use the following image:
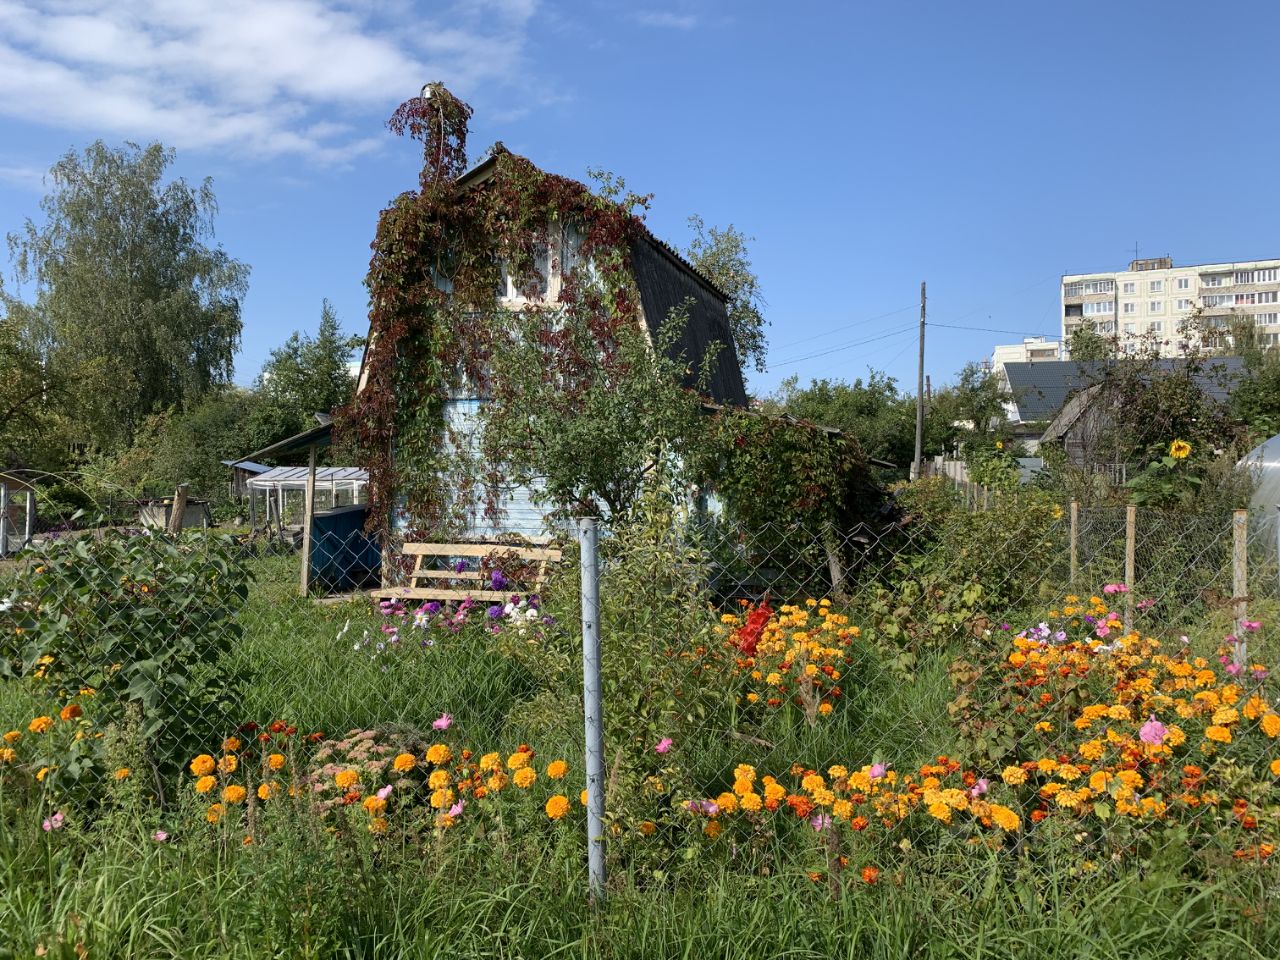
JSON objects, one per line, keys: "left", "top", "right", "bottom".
{"left": 370, "top": 542, "right": 563, "bottom": 602}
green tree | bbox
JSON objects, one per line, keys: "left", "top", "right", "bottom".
{"left": 255, "top": 300, "right": 358, "bottom": 438}
{"left": 1066, "top": 326, "right": 1115, "bottom": 361}
{"left": 763, "top": 371, "right": 918, "bottom": 468}
{"left": 2, "top": 141, "right": 249, "bottom": 452}
{"left": 684, "top": 215, "right": 767, "bottom": 374}
{"left": 932, "top": 362, "right": 1012, "bottom": 448}
{"left": 0, "top": 314, "right": 75, "bottom": 470}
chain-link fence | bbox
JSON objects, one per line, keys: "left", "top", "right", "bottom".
{"left": 1, "top": 491, "right": 1277, "bottom": 921}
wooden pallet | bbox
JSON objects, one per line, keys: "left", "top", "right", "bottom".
{"left": 370, "top": 541, "right": 563, "bottom": 602}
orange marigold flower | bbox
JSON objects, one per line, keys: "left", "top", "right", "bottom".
{"left": 194, "top": 775, "right": 217, "bottom": 794}
{"left": 2, "top": 730, "right": 19, "bottom": 743}
{"left": 114, "top": 767, "right": 130, "bottom": 780}
{"left": 28, "top": 716, "right": 53, "bottom": 734}
{"left": 426, "top": 744, "right": 452, "bottom": 765}
{"left": 545, "top": 794, "right": 570, "bottom": 820}
{"left": 218, "top": 754, "right": 238, "bottom": 775}
{"left": 222, "top": 737, "right": 241, "bottom": 752}
{"left": 59, "top": 704, "right": 83, "bottom": 722}
{"left": 850, "top": 815, "right": 870, "bottom": 831}
{"left": 393, "top": 753, "right": 416, "bottom": 774}
{"left": 268, "top": 753, "right": 286, "bottom": 771}
{"left": 860, "top": 866, "right": 880, "bottom": 884}
{"left": 546, "top": 759, "right": 568, "bottom": 780}
{"left": 513, "top": 767, "right": 537, "bottom": 789}
{"left": 222, "top": 785, "right": 247, "bottom": 804}
{"left": 1262, "top": 714, "right": 1280, "bottom": 738}
{"left": 1205, "top": 725, "right": 1232, "bottom": 745}
{"left": 190, "top": 754, "right": 215, "bottom": 777}
{"left": 363, "top": 796, "right": 387, "bottom": 816}
{"left": 206, "top": 803, "right": 224, "bottom": 824}
{"left": 638, "top": 820, "right": 656, "bottom": 835}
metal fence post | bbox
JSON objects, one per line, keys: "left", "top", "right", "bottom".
{"left": 0, "top": 482, "right": 8, "bottom": 557}
{"left": 1069, "top": 500, "right": 1079, "bottom": 587}
{"left": 578, "top": 517, "right": 606, "bottom": 900}
{"left": 1233, "top": 509, "right": 1248, "bottom": 668}
{"left": 1124, "top": 503, "right": 1136, "bottom": 633}
{"left": 24, "top": 490, "right": 35, "bottom": 549}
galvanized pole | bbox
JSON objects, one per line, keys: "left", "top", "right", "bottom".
{"left": 578, "top": 517, "right": 606, "bottom": 900}
{"left": 1232, "top": 509, "right": 1248, "bottom": 668}
{"left": 1123, "top": 504, "right": 1136, "bottom": 633}
{"left": 23, "top": 490, "right": 35, "bottom": 549}
{"left": 0, "top": 482, "right": 8, "bottom": 557}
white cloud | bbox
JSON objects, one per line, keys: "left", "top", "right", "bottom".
{"left": 0, "top": 0, "right": 539, "bottom": 163}
{"left": 631, "top": 9, "right": 697, "bottom": 29}
{"left": 0, "top": 162, "right": 47, "bottom": 189}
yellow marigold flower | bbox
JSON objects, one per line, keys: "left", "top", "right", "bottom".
{"left": 989, "top": 804, "right": 1020, "bottom": 831}
{"left": 114, "top": 767, "right": 130, "bottom": 780}
{"left": 486, "top": 772, "right": 507, "bottom": 793}
{"left": 546, "top": 759, "right": 568, "bottom": 780}
{"left": 832, "top": 798, "right": 853, "bottom": 819}
{"left": 267, "top": 753, "right": 287, "bottom": 771}
{"left": 218, "top": 755, "right": 237, "bottom": 775}
{"left": 1166, "top": 725, "right": 1186, "bottom": 747}
{"left": 1078, "top": 740, "right": 1104, "bottom": 761}
{"left": 206, "top": 803, "right": 224, "bottom": 824}
{"left": 363, "top": 796, "right": 387, "bottom": 816}
{"left": 194, "top": 775, "right": 217, "bottom": 794}
{"left": 927, "top": 802, "right": 952, "bottom": 824}
{"left": 391, "top": 753, "right": 416, "bottom": 773}
{"left": 428, "top": 769, "right": 451, "bottom": 790}
{"left": 190, "top": 754, "right": 215, "bottom": 777}
{"left": 1036, "top": 758, "right": 1058, "bottom": 775}
{"left": 1212, "top": 707, "right": 1239, "bottom": 726}
{"left": 545, "top": 794, "right": 570, "bottom": 820}
{"left": 59, "top": 704, "right": 83, "bottom": 722}
{"left": 335, "top": 769, "right": 359, "bottom": 789}
{"left": 733, "top": 763, "right": 756, "bottom": 783}
{"left": 1057, "top": 764, "right": 1081, "bottom": 782}
{"left": 1107, "top": 705, "right": 1130, "bottom": 721}
{"left": 732, "top": 777, "right": 753, "bottom": 797}
{"left": 434, "top": 813, "right": 455, "bottom": 829}
{"left": 222, "top": 785, "right": 247, "bottom": 804}
{"left": 35, "top": 766, "right": 51, "bottom": 782}
{"left": 1034, "top": 720, "right": 1053, "bottom": 733}
{"left": 513, "top": 767, "right": 537, "bottom": 789}
{"left": 1088, "top": 771, "right": 1111, "bottom": 793}
{"left": 430, "top": 787, "right": 455, "bottom": 809}
{"left": 1002, "top": 766, "right": 1028, "bottom": 786}
{"left": 746, "top": 692, "right": 759, "bottom": 703}
{"left": 1261, "top": 714, "right": 1280, "bottom": 738}
{"left": 505, "top": 751, "right": 529, "bottom": 770}
{"left": 369, "top": 817, "right": 388, "bottom": 834}
{"left": 0, "top": 748, "right": 14, "bottom": 764}
{"left": 801, "top": 773, "right": 825, "bottom": 792}
{"left": 716, "top": 792, "right": 739, "bottom": 814}
{"left": 257, "top": 783, "right": 276, "bottom": 801}
{"left": 818, "top": 703, "right": 834, "bottom": 716}
{"left": 580, "top": 789, "right": 589, "bottom": 806}
{"left": 764, "top": 782, "right": 787, "bottom": 802}
{"left": 704, "top": 821, "right": 722, "bottom": 839}
{"left": 2, "top": 730, "right": 19, "bottom": 743}
{"left": 827, "top": 764, "right": 848, "bottom": 781}
{"left": 1116, "top": 770, "right": 1144, "bottom": 790}
{"left": 479, "top": 752, "right": 501, "bottom": 771}
{"left": 1270, "top": 759, "right": 1280, "bottom": 777}
{"left": 426, "top": 744, "right": 452, "bottom": 765}
{"left": 222, "top": 737, "right": 241, "bottom": 752}
{"left": 1243, "top": 696, "right": 1268, "bottom": 721}
{"left": 1169, "top": 439, "right": 1191, "bottom": 459}
{"left": 1205, "top": 725, "right": 1232, "bottom": 744}
{"left": 741, "top": 792, "right": 763, "bottom": 812}
{"left": 638, "top": 820, "right": 657, "bottom": 835}
{"left": 28, "top": 716, "right": 53, "bottom": 734}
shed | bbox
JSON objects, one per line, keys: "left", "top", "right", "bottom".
{"left": 221, "top": 459, "right": 270, "bottom": 499}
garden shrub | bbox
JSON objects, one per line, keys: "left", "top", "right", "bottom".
{"left": 1, "top": 531, "right": 249, "bottom": 792}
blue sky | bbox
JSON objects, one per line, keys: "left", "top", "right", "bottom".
{"left": 3, "top": 0, "right": 1280, "bottom": 398}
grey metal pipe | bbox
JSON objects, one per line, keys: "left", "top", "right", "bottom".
{"left": 578, "top": 517, "right": 605, "bottom": 899}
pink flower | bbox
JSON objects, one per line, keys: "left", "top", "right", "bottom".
{"left": 969, "top": 778, "right": 990, "bottom": 798}
{"left": 448, "top": 800, "right": 465, "bottom": 818}
{"left": 42, "top": 811, "right": 64, "bottom": 832}
{"left": 376, "top": 784, "right": 394, "bottom": 800}
{"left": 654, "top": 738, "right": 673, "bottom": 754}
{"left": 810, "top": 813, "right": 832, "bottom": 832}
{"left": 1102, "top": 583, "right": 1129, "bottom": 595}
{"left": 1139, "top": 715, "right": 1167, "bottom": 746}
{"left": 432, "top": 713, "right": 453, "bottom": 731}
{"left": 152, "top": 830, "right": 169, "bottom": 842}
{"left": 1241, "top": 620, "right": 1262, "bottom": 632}
{"left": 869, "top": 763, "right": 886, "bottom": 780}
{"left": 1226, "top": 662, "right": 1243, "bottom": 676}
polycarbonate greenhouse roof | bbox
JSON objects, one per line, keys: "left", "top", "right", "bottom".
{"left": 246, "top": 467, "right": 368, "bottom": 491}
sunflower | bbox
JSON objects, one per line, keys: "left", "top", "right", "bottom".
{"left": 1169, "top": 439, "right": 1191, "bottom": 459}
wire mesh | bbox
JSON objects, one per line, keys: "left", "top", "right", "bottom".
{"left": 0, "top": 492, "right": 1276, "bottom": 904}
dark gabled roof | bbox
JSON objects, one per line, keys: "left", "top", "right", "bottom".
{"left": 630, "top": 237, "right": 747, "bottom": 406}
{"left": 1004, "top": 357, "right": 1246, "bottom": 423}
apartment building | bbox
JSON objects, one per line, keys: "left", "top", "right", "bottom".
{"left": 1061, "top": 256, "right": 1280, "bottom": 357}
{"left": 990, "top": 337, "right": 1061, "bottom": 376}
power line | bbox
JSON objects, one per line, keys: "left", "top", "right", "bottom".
{"left": 928, "top": 322, "right": 1057, "bottom": 338}
{"left": 773, "top": 303, "right": 919, "bottom": 352}
{"left": 770, "top": 325, "right": 918, "bottom": 368}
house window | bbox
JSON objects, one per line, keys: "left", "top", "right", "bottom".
{"left": 1148, "top": 301, "right": 1165, "bottom": 314}
{"left": 1176, "top": 298, "right": 1193, "bottom": 310}
{"left": 1123, "top": 322, "right": 1137, "bottom": 334}
{"left": 1203, "top": 293, "right": 1233, "bottom": 307}
{"left": 1064, "top": 281, "right": 1083, "bottom": 297}
{"left": 1259, "top": 290, "right": 1279, "bottom": 304}
{"left": 1148, "top": 321, "right": 1163, "bottom": 333}
{"left": 1082, "top": 279, "right": 1114, "bottom": 295}
{"left": 1176, "top": 277, "right": 1191, "bottom": 290}
{"left": 1082, "top": 300, "right": 1114, "bottom": 316}
{"left": 1148, "top": 280, "right": 1163, "bottom": 293}
{"left": 1202, "top": 274, "right": 1229, "bottom": 287}
{"left": 1255, "top": 312, "right": 1280, "bottom": 326}
{"left": 1122, "top": 302, "right": 1136, "bottom": 314}
{"left": 1260, "top": 332, "right": 1280, "bottom": 346}
{"left": 1122, "top": 281, "right": 1136, "bottom": 294}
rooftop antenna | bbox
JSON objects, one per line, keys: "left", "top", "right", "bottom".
{"left": 1132, "top": 241, "right": 1140, "bottom": 261}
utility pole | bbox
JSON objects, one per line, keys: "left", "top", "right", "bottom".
{"left": 913, "top": 281, "right": 926, "bottom": 480}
